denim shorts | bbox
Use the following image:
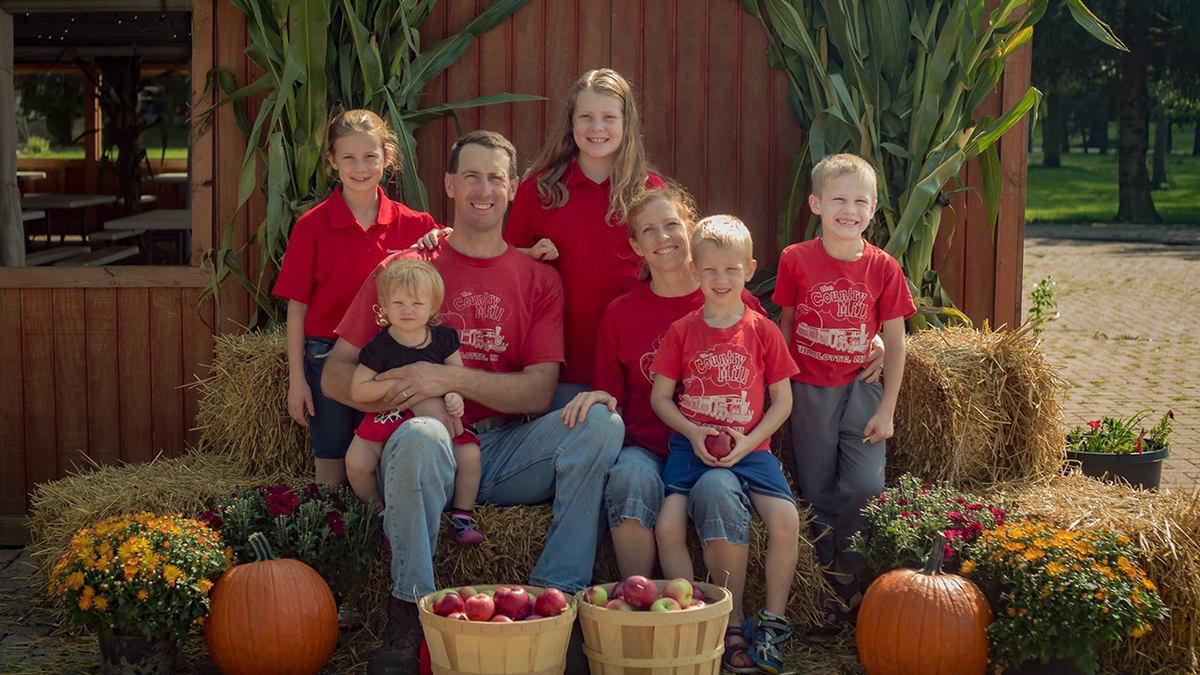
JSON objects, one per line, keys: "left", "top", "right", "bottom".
{"left": 303, "top": 337, "right": 364, "bottom": 459}
{"left": 605, "top": 445, "right": 667, "bottom": 530}
{"left": 663, "top": 434, "right": 796, "bottom": 504}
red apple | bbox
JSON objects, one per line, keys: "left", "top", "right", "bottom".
{"left": 689, "top": 599, "right": 707, "bottom": 609}
{"left": 704, "top": 430, "right": 734, "bottom": 459}
{"left": 523, "top": 614, "right": 545, "bottom": 621}
{"left": 621, "top": 575, "right": 659, "bottom": 610}
{"left": 650, "top": 597, "right": 681, "bottom": 612}
{"left": 493, "top": 586, "right": 531, "bottom": 620}
{"left": 464, "top": 593, "right": 495, "bottom": 622}
{"left": 489, "top": 615, "right": 513, "bottom": 623}
{"left": 663, "top": 578, "right": 693, "bottom": 608}
{"left": 534, "top": 588, "right": 569, "bottom": 617}
{"left": 611, "top": 581, "right": 625, "bottom": 600}
{"left": 691, "top": 583, "right": 706, "bottom": 603}
{"left": 604, "top": 599, "right": 632, "bottom": 611}
{"left": 447, "top": 612, "right": 467, "bottom": 621}
{"left": 456, "top": 586, "right": 478, "bottom": 601}
{"left": 582, "top": 585, "right": 609, "bottom": 606}
{"left": 431, "top": 589, "right": 465, "bottom": 617}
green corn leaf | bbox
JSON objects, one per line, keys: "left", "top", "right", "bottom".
{"left": 1065, "top": 0, "right": 1127, "bottom": 51}
{"left": 977, "top": 142, "right": 1003, "bottom": 233}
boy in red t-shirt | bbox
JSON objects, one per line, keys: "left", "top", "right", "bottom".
{"left": 772, "top": 153, "right": 916, "bottom": 621}
{"left": 650, "top": 216, "right": 799, "bottom": 674}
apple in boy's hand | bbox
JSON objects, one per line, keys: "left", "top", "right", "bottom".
{"left": 463, "top": 594, "right": 495, "bottom": 622}
{"left": 704, "top": 430, "right": 734, "bottom": 459}
{"left": 534, "top": 588, "right": 569, "bottom": 617}
{"left": 431, "top": 590, "right": 465, "bottom": 617}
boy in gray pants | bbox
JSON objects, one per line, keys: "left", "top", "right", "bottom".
{"left": 771, "top": 153, "right": 916, "bottom": 623}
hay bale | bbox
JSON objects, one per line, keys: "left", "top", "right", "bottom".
{"left": 27, "top": 453, "right": 302, "bottom": 577}
{"left": 349, "top": 503, "right": 829, "bottom": 630}
{"left": 1004, "top": 474, "right": 1200, "bottom": 675}
{"left": 190, "top": 327, "right": 312, "bottom": 477}
{"left": 892, "top": 323, "right": 1065, "bottom": 489}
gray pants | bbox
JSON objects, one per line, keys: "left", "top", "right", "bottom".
{"left": 789, "top": 378, "right": 885, "bottom": 570}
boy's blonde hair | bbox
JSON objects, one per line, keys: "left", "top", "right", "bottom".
{"left": 690, "top": 215, "right": 754, "bottom": 264}
{"left": 810, "top": 153, "right": 877, "bottom": 199}
{"left": 374, "top": 259, "right": 444, "bottom": 327}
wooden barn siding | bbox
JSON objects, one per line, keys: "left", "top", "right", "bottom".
{"left": 0, "top": 0, "right": 1028, "bottom": 519}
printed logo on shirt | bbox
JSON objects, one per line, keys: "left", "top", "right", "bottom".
{"left": 440, "top": 288, "right": 511, "bottom": 362}
{"left": 679, "top": 390, "right": 753, "bottom": 426}
{"left": 808, "top": 278, "right": 873, "bottom": 322}
{"left": 677, "top": 343, "right": 759, "bottom": 428}
{"left": 793, "top": 283, "right": 872, "bottom": 364}
{"left": 638, "top": 332, "right": 668, "bottom": 385}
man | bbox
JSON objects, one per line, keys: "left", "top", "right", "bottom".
{"left": 322, "top": 130, "right": 623, "bottom": 674}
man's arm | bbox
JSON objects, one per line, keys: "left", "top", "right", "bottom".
{"left": 375, "top": 360, "right": 560, "bottom": 416}
{"left": 322, "top": 338, "right": 394, "bottom": 413}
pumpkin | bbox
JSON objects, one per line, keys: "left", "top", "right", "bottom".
{"left": 856, "top": 532, "right": 992, "bottom": 675}
{"left": 205, "top": 532, "right": 338, "bottom": 675}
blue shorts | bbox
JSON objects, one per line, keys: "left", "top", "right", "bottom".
{"left": 662, "top": 434, "right": 796, "bottom": 504}
{"left": 303, "top": 337, "right": 364, "bottom": 459}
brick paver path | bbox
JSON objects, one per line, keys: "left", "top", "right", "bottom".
{"left": 1024, "top": 223, "right": 1200, "bottom": 491}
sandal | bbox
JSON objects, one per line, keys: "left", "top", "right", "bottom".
{"left": 814, "top": 577, "right": 863, "bottom": 635}
{"left": 721, "top": 626, "right": 758, "bottom": 674}
{"left": 742, "top": 609, "right": 794, "bottom": 675}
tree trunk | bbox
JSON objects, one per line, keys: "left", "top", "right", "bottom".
{"left": 1193, "top": 113, "right": 1200, "bottom": 156}
{"left": 1116, "top": 4, "right": 1160, "bottom": 223}
{"left": 1152, "top": 110, "right": 1168, "bottom": 187}
{"left": 1043, "top": 89, "right": 1063, "bottom": 167}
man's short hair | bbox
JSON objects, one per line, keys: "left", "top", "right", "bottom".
{"left": 810, "top": 153, "right": 877, "bottom": 199}
{"left": 447, "top": 130, "right": 519, "bottom": 180}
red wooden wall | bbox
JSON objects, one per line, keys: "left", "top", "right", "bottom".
{"left": 0, "top": 0, "right": 1030, "bottom": 525}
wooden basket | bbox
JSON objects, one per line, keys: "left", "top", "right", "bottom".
{"left": 417, "top": 585, "right": 576, "bottom": 675}
{"left": 575, "top": 580, "right": 732, "bottom": 675}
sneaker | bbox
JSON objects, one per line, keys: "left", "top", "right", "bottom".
{"left": 741, "top": 609, "right": 794, "bottom": 675}
{"left": 449, "top": 515, "right": 485, "bottom": 545}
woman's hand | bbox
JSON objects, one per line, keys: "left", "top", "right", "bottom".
{"left": 560, "top": 390, "right": 618, "bottom": 429}
{"left": 287, "top": 378, "right": 315, "bottom": 427}
{"left": 415, "top": 227, "right": 451, "bottom": 250}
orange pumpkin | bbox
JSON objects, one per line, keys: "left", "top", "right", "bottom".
{"left": 205, "top": 533, "right": 338, "bottom": 675}
{"left": 856, "top": 533, "right": 992, "bottom": 675}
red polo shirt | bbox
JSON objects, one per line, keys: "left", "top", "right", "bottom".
{"left": 504, "top": 161, "right": 666, "bottom": 384}
{"left": 273, "top": 186, "right": 437, "bottom": 338}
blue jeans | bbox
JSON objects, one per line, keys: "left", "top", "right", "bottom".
{"left": 606, "top": 445, "right": 753, "bottom": 547}
{"left": 303, "top": 337, "right": 363, "bottom": 459}
{"left": 377, "top": 405, "right": 623, "bottom": 602}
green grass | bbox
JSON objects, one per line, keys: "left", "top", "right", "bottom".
{"left": 1025, "top": 151, "right": 1200, "bottom": 224}
{"left": 21, "top": 147, "right": 190, "bottom": 160}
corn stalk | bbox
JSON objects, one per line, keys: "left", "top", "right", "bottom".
{"left": 742, "top": 0, "right": 1124, "bottom": 329}
{"left": 196, "top": 0, "right": 540, "bottom": 325}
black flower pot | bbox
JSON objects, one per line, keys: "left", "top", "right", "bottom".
{"left": 1066, "top": 444, "right": 1169, "bottom": 490}
{"left": 97, "top": 629, "right": 176, "bottom": 675}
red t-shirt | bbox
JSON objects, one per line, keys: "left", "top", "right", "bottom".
{"left": 505, "top": 161, "right": 666, "bottom": 384}
{"left": 650, "top": 307, "right": 798, "bottom": 451}
{"left": 273, "top": 186, "right": 437, "bottom": 338}
{"left": 594, "top": 285, "right": 765, "bottom": 456}
{"left": 772, "top": 238, "right": 916, "bottom": 387}
{"left": 335, "top": 244, "right": 565, "bottom": 424}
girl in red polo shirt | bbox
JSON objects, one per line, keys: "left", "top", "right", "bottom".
{"left": 274, "top": 109, "right": 442, "bottom": 486}
{"left": 505, "top": 68, "right": 665, "bottom": 408}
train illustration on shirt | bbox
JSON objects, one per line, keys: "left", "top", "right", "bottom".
{"left": 680, "top": 390, "right": 753, "bottom": 425}
{"left": 458, "top": 326, "right": 509, "bottom": 353}
{"left": 794, "top": 321, "right": 869, "bottom": 353}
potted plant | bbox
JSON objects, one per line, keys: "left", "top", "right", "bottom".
{"left": 962, "top": 519, "right": 1167, "bottom": 674}
{"left": 1065, "top": 411, "right": 1173, "bottom": 489}
{"left": 199, "top": 483, "right": 380, "bottom": 606}
{"left": 850, "top": 474, "right": 1011, "bottom": 576}
{"left": 48, "top": 512, "right": 230, "bottom": 675}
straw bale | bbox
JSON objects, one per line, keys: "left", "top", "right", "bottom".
{"left": 891, "top": 322, "right": 1065, "bottom": 489}
{"left": 1003, "top": 473, "right": 1200, "bottom": 675}
{"left": 347, "top": 503, "right": 830, "bottom": 630}
{"left": 190, "top": 327, "right": 312, "bottom": 477}
{"left": 26, "top": 453, "right": 302, "bottom": 577}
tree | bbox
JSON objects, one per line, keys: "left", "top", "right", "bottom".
{"left": 15, "top": 75, "right": 83, "bottom": 147}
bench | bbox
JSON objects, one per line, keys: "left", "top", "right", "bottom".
{"left": 54, "top": 245, "right": 139, "bottom": 267}
{"left": 25, "top": 246, "right": 91, "bottom": 266}
{"left": 88, "top": 228, "right": 145, "bottom": 243}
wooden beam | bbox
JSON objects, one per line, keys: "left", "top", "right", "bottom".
{"left": 189, "top": 0, "right": 214, "bottom": 266}
{"left": 0, "top": 9, "right": 21, "bottom": 266}
{"left": 14, "top": 62, "right": 187, "bottom": 76}
{"left": 0, "top": 266, "right": 208, "bottom": 288}
{"left": 83, "top": 65, "right": 102, "bottom": 194}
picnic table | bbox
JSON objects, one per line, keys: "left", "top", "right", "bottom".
{"left": 104, "top": 209, "right": 191, "bottom": 264}
{"left": 21, "top": 194, "right": 118, "bottom": 248}
{"left": 148, "top": 172, "right": 188, "bottom": 183}
{"left": 17, "top": 171, "right": 47, "bottom": 182}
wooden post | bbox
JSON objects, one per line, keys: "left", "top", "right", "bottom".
{"left": 0, "top": 10, "right": 21, "bottom": 266}
{"left": 83, "top": 66, "right": 103, "bottom": 195}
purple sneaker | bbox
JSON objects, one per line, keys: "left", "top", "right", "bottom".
{"left": 449, "top": 515, "right": 485, "bottom": 545}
